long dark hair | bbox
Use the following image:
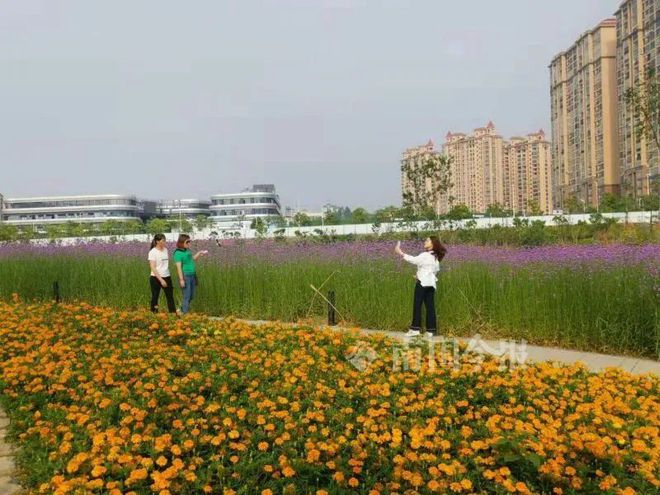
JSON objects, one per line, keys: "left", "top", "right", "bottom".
{"left": 429, "top": 235, "right": 447, "bottom": 262}
{"left": 150, "top": 233, "right": 166, "bottom": 250}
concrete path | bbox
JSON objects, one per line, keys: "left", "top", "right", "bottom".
{"left": 215, "top": 317, "right": 660, "bottom": 375}
{"left": 0, "top": 409, "right": 20, "bottom": 495}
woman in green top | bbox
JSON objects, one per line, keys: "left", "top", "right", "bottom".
{"left": 173, "top": 234, "right": 208, "bottom": 314}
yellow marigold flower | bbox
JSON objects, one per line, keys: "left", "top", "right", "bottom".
{"left": 460, "top": 479, "right": 473, "bottom": 490}
{"left": 156, "top": 456, "right": 168, "bottom": 467}
{"left": 449, "top": 481, "right": 462, "bottom": 492}
{"left": 258, "top": 442, "right": 269, "bottom": 451}
{"left": 127, "top": 468, "right": 148, "bottom": 484}
{"left": 91, "top": 465, "right": 107, "bottom": 477}
{"left": 499, "top": 466, "right": 511, "bottom": 476}
{"left": 282, "top": 466, "right": 296, "bottom": 478}
{"left": 306, "top": 449, "right": 321, "bottom": 462}
{"left": 262, "top": 490, "right": 273, "bottom": 495}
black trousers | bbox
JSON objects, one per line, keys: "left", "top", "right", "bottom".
{"left": 410, "top": 280, "right": 437, "bottom": 332}
{"left": 149, "top": 276, "right": 177, "bottom": 313}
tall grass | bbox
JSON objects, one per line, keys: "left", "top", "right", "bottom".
{"left": 0, "top": 255, "right": 656, "bottom": 357}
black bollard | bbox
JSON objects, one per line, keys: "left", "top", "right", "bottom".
{"left": 327, "top": 290, "right": 336, "bottom": 326}
{"left": 53, "top": 281, "right": 60, "bottom": 304}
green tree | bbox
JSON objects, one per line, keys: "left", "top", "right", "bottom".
{"left": 564, "top": 195, "right": 582, "bottom": 214}
{"left": 485, "top": 203, "right": 509, "bottom": 217}
{"left": 374, "top": 206, "right": 400, "bottom": 224}
{"left": 194, "top": 215, "right": 212, "bottom": 232}
{"left": 446, "top": 203, "right": 472, "bottom": 221}
{"left": 250, "top": 217, "right": 268, "bottom": 238}
{"left": 527, "top": 200, "right": 543, "bottom": 216}
{"left": 293, "top": 212, "right": 312, "bottom": 227}
{"left": 63, "top": 221, "right": 84, "bottom": 237}
{"left": 323, "top": 209, "right": 341, "bottom": 225}
{"left": 146, "top": 218, "right": 171, "bottom": 235}
{"left": 625, "top": 68, "right": 660, "bottom": 154}
{"left": 0, "top": 224, "right": 18, "bottom": 242}
{"left": 123, "top": 220, "right": 144, "bottom": 235}
{"left": 100, "top": 220, "right": 122, "bottom": 236}
{"left": 599, "top": 193, "right": 624, "bottom": 213}
{"left": 351, "top": 207, "right": 370, "bottom": 224}
{"left": 401, "top": 153, "right": 453, "bottom": 217}
{"left": 45, "top": 224, "right": 64, "bottom": 240}
{"left": 177, "top": 218, "right": 193, "bottom": 233}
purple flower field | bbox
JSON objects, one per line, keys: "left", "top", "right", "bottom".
{"left": 0, "top": 240, "right": 658, "bottom": 270}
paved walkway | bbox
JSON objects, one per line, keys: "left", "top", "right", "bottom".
{"left": 216, "top": 317, "right": 660, "bottom": 375}
{"left": 0, "top": 409, "right": 20, "bottom": 495}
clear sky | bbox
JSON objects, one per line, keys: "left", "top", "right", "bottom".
{"left": 0, "top": 0, "right": 621, "bottom": 210}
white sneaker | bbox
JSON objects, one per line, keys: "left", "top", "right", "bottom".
{"left": 405, "top": 329, "right": 421, "bottom": 337}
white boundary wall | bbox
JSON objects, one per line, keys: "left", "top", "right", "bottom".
{"left": 17, "top": 211, "right": 658, "bottom": 246}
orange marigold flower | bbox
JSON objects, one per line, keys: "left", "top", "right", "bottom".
{"left": 282, "top": 466, "right": 296, "bottom": 478}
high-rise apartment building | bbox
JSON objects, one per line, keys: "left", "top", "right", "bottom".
{"left": 506, "top": 131, "right": 554, "bottom": 214}
{"left": 438, "top": 123, "right": 553, "bottom": 214}
{"left": 616, "top": 0, "right": 659, "bottom": 197}
{"left": 442, "top": 122, "right": 505, "bottom": 214}
{"left": 549, "top": 19, "right": 620, "bottom": 210}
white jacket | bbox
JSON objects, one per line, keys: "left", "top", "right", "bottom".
{"left": 403, "top": 251, "right": 440, "bottom": 288}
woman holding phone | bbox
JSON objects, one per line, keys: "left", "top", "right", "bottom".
{"left": 395, "top": 236, "right": 447, "bottom": 337}
{"left": 147, "top": 233, "right": 177, "bottom": 313}
{"left": 173, "top": 234, "right": 208, "bottom": 314}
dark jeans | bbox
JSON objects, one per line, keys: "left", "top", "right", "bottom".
{"left": 410, "top": 280, "right": 436, "bottom": 332}
{"left": 149, "top": 276, "right": 177, "bottom": 313}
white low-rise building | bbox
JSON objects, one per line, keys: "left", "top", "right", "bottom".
{"left": 209, "top": 184, "right": 283, "bottom": 227}
{"left": 0, "top": 194, "right": 148, "bottom": 229}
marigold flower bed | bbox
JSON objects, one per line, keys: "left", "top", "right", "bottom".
{"left": 0, "top": 299, "right": 658, "bottom": 494}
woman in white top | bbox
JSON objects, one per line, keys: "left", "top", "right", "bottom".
{"left": 395, "top": 236, "right": 447, "bottom": 337}
{"left": 147, "top": 233, "right": 177, "bottom": 313}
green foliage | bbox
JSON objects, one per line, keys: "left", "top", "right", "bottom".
{"left": 0, "top": 253, "right": 656, "bottom": 357}
{"left": 193, "top": 215, "right": 212, "bottom": 232}
{"left": 446, "top": 203, "right": 472, "bottom": 221}
{"left": 485, "top": 203, "right": 510, "bottom": 217}
{"left": 323, "top": 209, "right": 341, "bottom": 225}
{"left": 293, "top": 212, "right": 313, "bottom": 227}
{"left": 526, "top": 200, "right": 543, "bottom": 216}
{"left": 0, "top": 224, "right": 18, "bottom": 242}
{"left": 374, "top": 206, "right": 400, "bottom": 224}
{"left": 146, "top": 218, "right": 171, "bottom": 235}
{"left": 350, "top": 207, "right": 370, "bottom": 224}
{"left": 401, "top": 153, "right": 453, "bottom": 216}
{"left": 250, "top": 217, "right": 268, "bottom": 238}
{"left": 625, "top": 68, "right": 660, "bottom": 153}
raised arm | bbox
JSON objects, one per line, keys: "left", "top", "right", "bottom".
{"left": 395, "top": 241, "right": 424, "bottom": 266}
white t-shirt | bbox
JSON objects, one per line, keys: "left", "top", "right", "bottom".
{"left": 148, "top": 247, "right": 170, "bottom": 277}
{"left": 403, "top": 251, "right": 440, "bottom": 288}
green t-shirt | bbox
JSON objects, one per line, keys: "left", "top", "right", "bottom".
{"left": 173, "top": 249, "right": 196, "bottom": 275}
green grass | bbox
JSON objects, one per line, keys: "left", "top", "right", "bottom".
{"left": 0, "top": 255, "right": 657, "bottom": 358}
